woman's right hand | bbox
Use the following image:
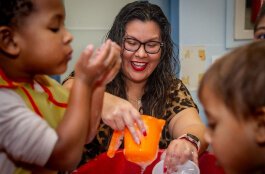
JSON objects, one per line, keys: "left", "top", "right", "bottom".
{"left": 102, "top": 93, "right": 146, "bottom": 144}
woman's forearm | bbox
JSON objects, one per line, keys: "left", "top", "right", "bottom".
{"left": 169, "top": 108, "right": 208, "bottom": 155}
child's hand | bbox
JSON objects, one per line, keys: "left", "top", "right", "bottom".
{"left": 95, "top": 40, "right": 121, "bottom": 86}
{"left": 74, "top": 39, "right": 121, "bottom": 87}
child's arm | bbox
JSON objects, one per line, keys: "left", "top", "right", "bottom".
{"left": 62, "top": 78, "right": 105, "bottom": 143}
{"left": 45, "top": 40, "right": 121, "bottom": 170}
{"left": 85, "top": 42, "right": 121, "bottom": 143}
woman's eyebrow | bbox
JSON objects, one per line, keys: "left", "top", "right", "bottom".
{"left": 124, "top": 35, "right": 160, "bottom": 41}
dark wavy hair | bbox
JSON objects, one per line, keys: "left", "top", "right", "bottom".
{"left": 199, "top": 41, "right": 265, "bottom": 120}
{"left": 0, "top": 0, "right": 34, "bottom": 27}
{"left": 105, "top": 1, "right": 179, "bottom": 117}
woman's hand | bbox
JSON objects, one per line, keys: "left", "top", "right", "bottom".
{"left": 102, "top": 93, "right": 146, "bottom": 144}
{"left": 163, "top": 107, "right": 207, "bottom": 173}
{"left": 162, "top": 138, "right": 198, "bottom": 174}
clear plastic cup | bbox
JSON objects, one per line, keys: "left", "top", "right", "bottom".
{"left": 152, "top": 160, "right": 200, "bottom": 174}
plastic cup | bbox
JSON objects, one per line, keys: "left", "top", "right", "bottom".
{"left": 108, "top": 115, "right": 165, "bottom": 165}
{"left": 124, "top": 115, "right": 165, "bottom": 164}
{"left": 152, "top": 160, "right": 200, "bottom": 174}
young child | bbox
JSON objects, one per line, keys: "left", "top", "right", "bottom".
{"left": 198, "top": 41, "right": 265, "bottom": 174}
{"left": 0, "top": 0, "right": 121, "bottom": 174}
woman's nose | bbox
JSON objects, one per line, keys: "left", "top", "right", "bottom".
{"left": 135, "top": 44, "right": 147, "bottom": 58}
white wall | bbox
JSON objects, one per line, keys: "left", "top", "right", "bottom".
{"left": 178, "top": 0, "right": 228, "bottom": 123}
{"left": 178, "top": 0, "right": 252, "bottom": 123}
{"left": 63, "top": 0, "right": 135, "bottom": 80}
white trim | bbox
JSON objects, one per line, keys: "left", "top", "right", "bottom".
{"left": 226, "top": 0, "right": 251, "bottom": 48}
{"left": 234, "top": 0, "right": 253, "bottom": 40}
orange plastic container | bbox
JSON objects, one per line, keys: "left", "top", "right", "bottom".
{"left": 107, "top": 115, "right": 165, "bottom": 165}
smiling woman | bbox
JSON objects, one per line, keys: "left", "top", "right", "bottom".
{"left": 63, "top": 1, "right": 208, "bottom": 173}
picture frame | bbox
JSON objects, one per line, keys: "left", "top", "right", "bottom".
{"left": 226, "top": 0, "right": 250, "bottom": 48}
{"left": 234, "top": 0, "right": 254, "bottom": 40}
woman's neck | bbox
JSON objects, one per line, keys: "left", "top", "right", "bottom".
{"left": 125, "top": 79, "right": 146, "bottom": 100}
{"left": 125, "top": 79, "right": 146, "bottom": 110}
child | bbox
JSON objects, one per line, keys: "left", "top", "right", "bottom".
{"left": 0, "top": 0, "right": 121, "bottom": 174}
{"left": 198, "top": 41, "right": 265, "bottom": 174}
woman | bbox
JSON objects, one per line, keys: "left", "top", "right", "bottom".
{"left": 63, "top": 1, "right": 207, "bottom": 173}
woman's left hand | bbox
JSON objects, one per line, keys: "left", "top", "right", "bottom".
{"left": 162, "top": 138, "right": 198, "bottom": 174}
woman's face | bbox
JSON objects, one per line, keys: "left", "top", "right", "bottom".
{"left": 121, "top": 20, "right": 162, "bottom": 84}
{"left": 254, "top": 16, "right": 265, "bottom": 40}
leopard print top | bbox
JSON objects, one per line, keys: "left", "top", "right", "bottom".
{"left": 79, "top": 78, "right": 198, "bottom": 166}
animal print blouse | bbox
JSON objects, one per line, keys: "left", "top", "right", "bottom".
{"left": 78, "top": 78, "right": 198, "bottom": 166}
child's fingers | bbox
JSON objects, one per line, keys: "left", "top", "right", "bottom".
{"left": 76, "top": 40, "right": 120, "bottom": 86}
{"left": 95, "top": 41, "right": 121, "bottom": 84}
{"left": 80, "top": 44, "right": 94, "bottom": 64}
{"left": 75, "top": 44, "right": 94, "bottom": 77}
{"left": 97, "top": 57, "right": 121, "bottom": 85}
{"left": 100, "top": 40, "right": 121, "bottom": 68}
{"left": 91, "top": 40, "right": 119, "bottom": 77}
{"left": 94, "top": 40, "right": 112, "bottom": 65}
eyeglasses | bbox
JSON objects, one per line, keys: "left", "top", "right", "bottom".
{"left": 123, "top": 38, "right": 164, "bottom": 54}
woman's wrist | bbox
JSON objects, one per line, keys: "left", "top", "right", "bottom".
{"left": 178, "top": 133, "right": 200, "bottom": 152}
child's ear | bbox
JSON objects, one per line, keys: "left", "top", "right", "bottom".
{"left": 254, "top": 107, "right": 265, "bottom": 146}
{"left": 0, "top": 26, "right": 20, "bottom": 57}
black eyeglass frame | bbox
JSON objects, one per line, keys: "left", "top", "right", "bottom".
{"left": 123, "top": 37, "right": 164, "bottom": 54}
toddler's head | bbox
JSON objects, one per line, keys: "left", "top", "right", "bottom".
{"left": 0, "top": 0, "right": 73, "bottom": 78}
{"left": 198, "top": 41, "right": 265, "bottom": 173}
